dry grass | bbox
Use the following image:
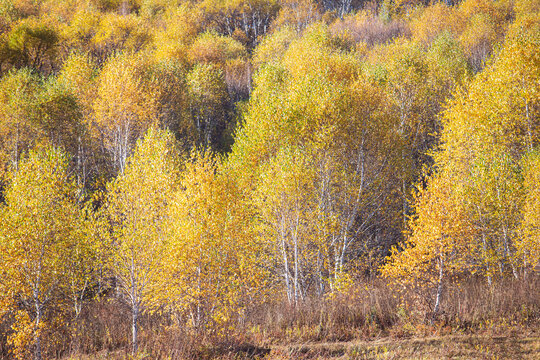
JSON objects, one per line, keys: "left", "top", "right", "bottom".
{"left": 243, "top": 279, "right": 399, "bottom": 344}
{"left": 269, "top": 335, "right": 540, "bottom": 359}
{"left": 63, "top": 335, "right": 540, "bottom": 359}
{"left": 2, "top": 276, "right": 538, "bottom": 359}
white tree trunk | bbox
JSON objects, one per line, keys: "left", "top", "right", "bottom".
{"left": 132, "top": 303, "right": 139, "bottom": 355}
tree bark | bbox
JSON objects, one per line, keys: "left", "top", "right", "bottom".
{"left": 432, "top": 255, "right": 444, "bottom": 321}
{"left": 132, "top": 302, "right": 139, "bottom": 355}
{"left": 34, "top": 294, "right": 42, "bottom": 360}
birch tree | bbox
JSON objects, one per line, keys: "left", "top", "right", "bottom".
{"left": 0, "top": 146, "right": 84, "bottom": 360}
{"left": 163, "top": 151, "right": 271, "bottom": 330}
{"left": 383, "top": 21, "right": 540, "bottom": 310}
{"left": 105, "top": 128, "right": 179, "bottom": 354}
{"left": 93, "top": 53, "right": 161, "bottom": 174}
{"left": 229, "top": 24, "right": 404, "bottom": 298}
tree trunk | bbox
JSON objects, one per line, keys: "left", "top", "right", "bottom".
{"left": 132, "top": 302, "right": 139, "bottom": 355}
{"left": 293, "top": 230, "right": 299, "bottom": 306}
{"left": 14, "top": 122, "right": 20, "bottom": 171}
{"left": 482, "top": 232, "right": 492, "bottom": 286}
{"left": 432, "top": 255, "right": 444, "bottom": 321}
{"left": 34, "top": 297, "right": 42, "bottom": 360}
{"left": 525, "top": 101, "right": 533, "bottom": 152}
{"left": 279, "top": 216, "right": 292, "bottom": 304}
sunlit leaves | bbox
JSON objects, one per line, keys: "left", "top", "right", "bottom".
{"left": 229, "top": 24, "right": 405, "bottom": 301}
{"left": 0, "top": 16, "right": 59, "bottom": 73}
{"left": 93, "top": 52, "right": 161, "bottom": 173}
{"left": 411, "top": 3, "right": 464, "bottom": 45}
{"left": 152, "top": 4, "right": 202, "bottom": 64}
{"left": 93, "top": 12, "right": 151, "bottom": 59}
{"left": 186, "top": 63, "right": 230, "bottom": 150}
{"left": 189, "top": 31, "right": 247, "bottom": 67}
{"left": 387, "top": 22, "right": 540, "bottom": 295}
{"left": 0, "top": 68, "right": 41, "bottom": 174}
{"left": 273, "top": 0, "right": 321, "bottom": 32}
{"left": 163, "top": 151, "right": 270, "bottom": 330}
{"left": 104, "top": 127, "right": 179, "bottom": 352}
{"left": 0, "top": 146, "right": 86, "bottom": 359}
{"left": 519, "top": 150, "right": 540, "bottom": 271}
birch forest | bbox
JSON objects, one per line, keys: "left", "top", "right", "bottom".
{"left": 0, "top": 0, "right": 538, "bottom": 359}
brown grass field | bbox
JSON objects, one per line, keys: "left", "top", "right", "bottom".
{"left": 65, "top": 333, "right": 540, "bottom": 359}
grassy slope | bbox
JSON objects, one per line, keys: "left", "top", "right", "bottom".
{"left": 270, "top": 335, "right": 540, "bottom": 359}
{"left": 66, "top": 333, "right": 540, "bottom": 359}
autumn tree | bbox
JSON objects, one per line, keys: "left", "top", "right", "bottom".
{"left": 57, "top": 52, "right": 99, "bottom": 188}
{"left": 229, "top": 24, "right": 404, "bottom": 299}
{"left": 197, "top": 0, "right": 280, "bottom": 48}
{"left": 186, "top": 63, "right": 231, "bottom": 150}
{"left": 317, "top": 0, "right": 363, "bottom": 19}
{"left": 272, "top": 0, "right": 322, "bottom": 32}
{"left": 0, "top": 146, "right": 86, "bottom": 360}
{"left": 0, "top": 68, "right": 41, "bottom": 175}
{"left": 384, "top": 18, "right": 539, "bottom": 310}
{"left": 104, "top": 128, "right": 179, "bottom": 354}
{"left": 93, "top": 53, "right": 161, "bottom": 173}
{"left": 151, "top": 60, "right": 195, "bottom": 144}
{"left": 363, "top": 34, "right": 470, "bottom": 227}
{"left": 410, "top": 3, "right": 464, "bottom": 45}
{"left": 381, "top": 172, "right": 471, "bottom": 318}
{"left": 252, "top": 25, "right": 296, "bottom": 69}
{"left": 457, "top": 0, "right": 515, "bottom": 72}
{"left": 254, "top": 146, "right": 330, "bottom": 302}
{"left": 443, "top": 23, "right": 539, "bottom": 281}
{"left": 0, "top": 16, "right": 59, "bottom": 73}
{"left": 152, "top": 4, "right": 202, "bottom": 65}
{"left": 0, "top": 67, "right": 85, "bottom": 181}
{"left": 188, "top": 31, "right": 247, "bottom": 68}
{"left": 162, "top": 151, "right": 271, "bottom": 330}
{"left": 61, "top": 7, "right": 102, "bottom": 61}
{"left": 519, "top": 151, "right": 540, "bottom": 273}
{"left": 33, "top": 78, "right": 83, "bottom": 159}
{"left": 91, "top": 12, "right": 152, "bottom": 62}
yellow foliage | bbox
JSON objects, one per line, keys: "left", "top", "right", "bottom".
{"left": 57, "top": 52, "right": 97, "bottom": 114}
{"left": 272, "top": 0, "right": 322, "bottom": 32}
{"left": 253, "top": 26, "right": 297, "bottom": 69}
{"left": 188, "top": 31, "right": 247, "bottom": 67}
{"left": 459, "top": 0, "right": 514, "bottom": 27}
{"left": 93, "top": 12, "right": 152, "bottom": 54}
{"left": 163, "top": 151, "right": 271, "bottom": 329}
{"left": 60, "top": 6, "right": 101, "bottom": 52}
{"left": 382, "top": 172, "right": 471, "bottom": 287}
{"left": 152, "top": 4, "right": 202, "bottom": 64}
{"left": 93, "top": 52, "right": 161, "bottom": 171}
{"left": 411, "top": 3, "right": 465, "bottom": 44}
{"left": 8, "top": 311, "right": 36, "bottom": 360}
{"left": 0, "top": 146, "right": 86, "bottom": 359}
{"left": 519, "top": 152, "right": 540, "bottom": 270}
{"left": 388, "top": 21, "right": 540, "bottom": 291}
{"left": 104, "top": 127, "right": 179, "bottom": 351}
{"left": 458, "top": 13, "right": 497, "bottom": 71}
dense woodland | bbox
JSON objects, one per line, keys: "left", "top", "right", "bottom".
{"left": 0, "top": 0, "right": 538, "bottom": 359}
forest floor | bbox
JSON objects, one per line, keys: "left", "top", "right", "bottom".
{"left": 68, "top": 332, "right": 540, "bottom": 359}
{"left": 265, "top": 334, "right": 540, "bottom": 359}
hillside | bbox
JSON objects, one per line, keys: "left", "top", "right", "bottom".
{"left": 0, "top": 1, "right": 538, "bottom": 359}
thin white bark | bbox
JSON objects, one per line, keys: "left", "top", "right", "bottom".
{"left": 433, "top": 255, "right": 444, "bottom": 319}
